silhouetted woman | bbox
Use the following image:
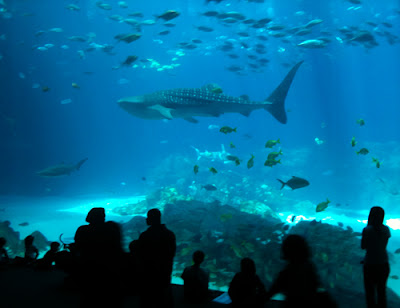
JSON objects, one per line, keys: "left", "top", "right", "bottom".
{"left": 361, "top": 206, "right": 391, "bottom": 308}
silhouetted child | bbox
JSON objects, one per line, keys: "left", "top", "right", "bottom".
{"left": 0, "top": 237, "right": 9, "bottom": 266}
{"left": 181, "top": 250, "right": 209, "bottom": 303}
{"left": 24, "top": 235, "right": 39, "bottom": 265}
{"left": 123, "top": 239, "right": 140, "bottom": 294}
{"left": 265, "top": 234, "right": 335, "bottom": 308}
{"left": 36, "top": 242, "right": 60, "bottom": 270}
{"left": 228, "top": 257, "right": 267, "bottom": 308}
{"left": 362, "top": 206, "right": 391, "bottom": 308}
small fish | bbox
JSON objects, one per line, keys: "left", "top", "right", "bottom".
{"left": 226, "top": 155, "right": 241, "bottom": 166}
{"left": 390, "top": 275, "right": 399, "bottom": 280}
{"left": 298, "top": 39, "right": 327, "bottom": 49}
{"left": 202, "top": 184, "right": 217, "bottom": 191}
{"left": 42, "top": 86, "right": 50, "bottom": 92}
{"left": 372, "top": 157, "right": 380, "bottom": 168}
{"left": 220, "top": 213, "right": 233, "bottom": 222}
{"left": 193, "top": 165, "right": 199, "bottom": 175}
{"left": 267, "top": 150, "right": 282, "bottom": 161}
{"left": 351, "top": 136, "right": 357, "bottom": 147}
{"left": 247, "top": 155, "right": 255, "bottom": 169}
{"left": 202, "top": 11, "right": 219, "bottom": 17}
{"left": 196, "top": 26, "right": 214, "bottom": 32}
{"left": 19, "top": 222, "right": 29, "bottom": 227}
{"left": 264, "top": 159, "right": 281, "bottom": 167}
{"left": 265, "top": 139, "right": 280, "bottom": 148}
{"left": 277, "top": 176, "right": 309, "bottom": 190}
{"left": 209, "top": 167, "right": 218, "bottom": 174}
{"left": 122, "top": 55, "right": 138, "bottom": 66}
{"left": 356, "top": 148, "right": 369, "bottom": 155}
{"left": 118, "top": 1, "right": 128, "bottom": 8}
{"left": 338, "top": 222, "right": 344, "bottom": 227}
{"left": 65, "top": 4, "right": 80, "bottom": 11}
{"left": 356, "top": 118, "right": 365, "bottom": 126}
{"left": 210, "top": 87, "right": 223, "bottom": 94}
{"left": 291, "top": 215, "right": 296, "bottom": 223}
{"left": 220, "top": 126, "right": 237, "bottom": 134}
{"left": 229, "top": 142, "right": 236, "bottom": 148}
{"left": 96, "top": 2, "right": 112, "bottom": 10}
{"left": 72, "top": 82, "right": 80, "bottom": 89}
{"left": 156, "top": 10, "right": 180, "bottom": 21}
{"left": 395, "top": 248, "right": 400, "bottom": 254}
{"left": 304, "top": 19, "right": 323, "bottom": 28}
{"left": 316, "top": 199, "right": 330, "bottom": 212}
{"left": 141, "top": 177, "right": 146, "bottom": 181}
{"left": 114, "top": 33, "right": 141, "bottom": 43}
{"left": 158, "top": 30, "right": 170, "bottom": 36}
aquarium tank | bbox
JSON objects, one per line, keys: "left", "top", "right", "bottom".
{"left": 1, "top": 0, "right": 400, "bottom": 306}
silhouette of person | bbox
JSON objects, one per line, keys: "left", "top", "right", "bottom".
{"left": 24, "top": 235, "right": 39, "bottom": 265}
{"left": 123, "top": 239, "right": 140, "bottom": 294}
{"left": 228, "top": 257, "right": 267, "bottom": 308}
{"left": 181, "top": 250, "right": 209, "bottom": 304}
{"left": 36, "top": 241, "right": 60, "bottom": 270}
{"left": 361, "top": 206, "right": 391, "bottom": 308}
{"left": 74, "top": 207, "right": 123, "bottom": 307}
{"left": 137, "top": 208, "right": 176, "bottom": 308}
{"left": 265, "top": 234, "right": 322, "bottom": 308}
{"left": 0, "top": 237, "right": 9, "bottom": 266}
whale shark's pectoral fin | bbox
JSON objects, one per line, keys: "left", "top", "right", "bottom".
{"left": 184, "top": 117, "right": 199, "bottom": 123}
{"left": 239, "top": 110, "right": 252, "bottom": 117}
{"left": 148, "top": 104, "right": 173, "bottom": 119}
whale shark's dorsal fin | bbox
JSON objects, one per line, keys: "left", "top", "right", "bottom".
{"left": 149, "top": 104, "right": 173, "bottom": 119}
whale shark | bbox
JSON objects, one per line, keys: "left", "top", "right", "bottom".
{"left": 37, "top": 158, "right": 88, "bottom": 177}
{"left": 118, "top": 61, "right": 303, "bottom": 124}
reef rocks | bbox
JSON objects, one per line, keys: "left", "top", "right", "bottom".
{"left": 112, "top": 187, "right": 193, "bottom": 216}
{"left": 0, "top": 220, "right": 23, "bottom": 257}
{"left": 120, "top": 197, "right": 400, "bottom": 307}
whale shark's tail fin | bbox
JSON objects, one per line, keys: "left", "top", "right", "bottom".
{"left": 76, "top": 158, "right": 88, "bottom": 170}
{"left": 265, "top": 61, "right": 303, "bottom": 124}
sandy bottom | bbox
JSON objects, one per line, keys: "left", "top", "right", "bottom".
{"left": 0, "top": 194, "right": 399, "bottom": 295}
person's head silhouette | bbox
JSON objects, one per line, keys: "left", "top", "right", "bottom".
{"left": 146, "top": 208, "right": 161, "bottom": 226}
{"left": 192, "top": 250, "right": 205, "bottom": 266}
{"left": 281, "top": 234, "right": 310, "bottom": 263}
{"left": 86, "top": 207, "right": 105, "bottom": 225}
{"left": 368, "top": 206, "right": 385, "bottom": 227}
{"left": 240, "top": 257, "right": 256, "bottom": 276}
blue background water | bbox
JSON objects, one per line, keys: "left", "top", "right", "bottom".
{"left": 0, "top": 0, "right": 400, "bottom": 212}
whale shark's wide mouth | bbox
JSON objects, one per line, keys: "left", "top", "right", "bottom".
{"left": 118, "top": 95, "right": 144, "bottom": 104}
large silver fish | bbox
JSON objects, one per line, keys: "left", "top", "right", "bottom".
{"left": 118, "top": 61, "right": 303, "bottom": 124}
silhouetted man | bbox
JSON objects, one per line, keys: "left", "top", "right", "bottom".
{"left": 137, "top": 208, "right": 176, "bottom": 308}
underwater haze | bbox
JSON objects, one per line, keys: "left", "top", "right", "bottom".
{"left": 1, "top": 0, "right": 400, "bottom": 302}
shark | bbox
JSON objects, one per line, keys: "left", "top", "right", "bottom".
{"left": 37, "top": 158, "right": 88, "bottom": 177}
{"left": 118, "top": 61, "right": 303, "bottom": 124}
